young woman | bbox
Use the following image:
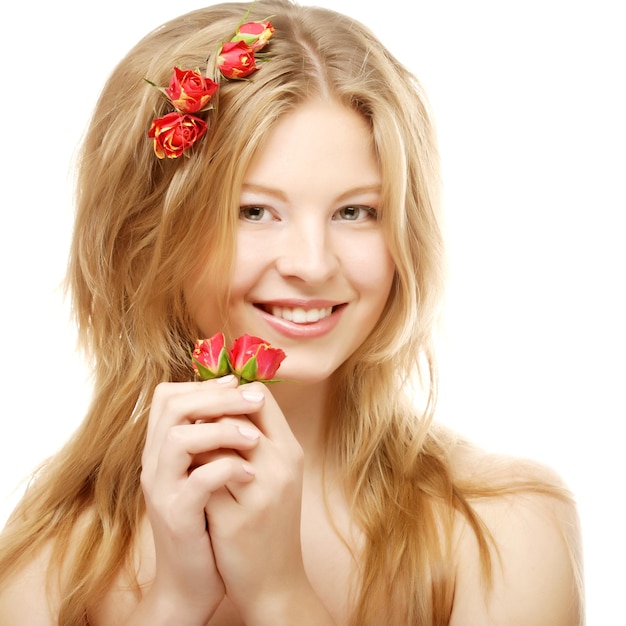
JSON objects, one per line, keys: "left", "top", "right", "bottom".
{"left": 0, "top": 1, "right": 583, "bottom": 624}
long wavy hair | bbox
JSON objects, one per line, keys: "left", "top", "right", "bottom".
{"left": 0, "top": 2, "right": 582, "bottom": 624}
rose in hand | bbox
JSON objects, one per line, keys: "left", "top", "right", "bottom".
{"left": 192, "top": 333, "right": 286, "bottom": 383}
{"left": 192, "top": 333, "right": 231, "bottom": 380}
{"left": 228, "top": 334, "right": 286, "bottom": 383}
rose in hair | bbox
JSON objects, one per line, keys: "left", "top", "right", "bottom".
{"left": 218, "top": 41, "right": 258, "bottom": 79}
{"left": 145, "top": 15, "right": 274, "bottom": 157}
{"left": 148, "top": 112, "right": 207, "bottom": 159}
{"left": 164, "top": 68, "right": 219, "bottom": 113}
{"left": 231, "top": 20, "right": 275, "bottom": 52}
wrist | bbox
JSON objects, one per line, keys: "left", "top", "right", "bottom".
{"left": 125, "top": 585, "right": 215, "bottom": 626}
{"left": 241, "top": 584, "right": 336, "bottom": 626}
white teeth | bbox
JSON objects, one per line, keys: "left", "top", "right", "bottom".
{"left": 270, "top": 306, "right": 333, "bottom": 324}
{"left": 292, "top": 308, "right": 307, "bottom": 323}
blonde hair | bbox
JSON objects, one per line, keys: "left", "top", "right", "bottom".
{"left": 0, "top": 1, "right": 582, "bottom": 624}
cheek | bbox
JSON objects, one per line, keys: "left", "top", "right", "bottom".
{"left": 231, "top": 232, "right": 269, "bottom": 291}
{"left": 234, "top": 231, "right": 261, "bottom": 266}
{"left": 349, "top": 237, "right": 396, "bottom": 297}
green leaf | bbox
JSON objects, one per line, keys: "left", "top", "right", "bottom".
{"left": 193, "top": 359, "right": 218, "bottom": 381}
{"left": 217, "top": 347, "right": 232, "bottom": 377}
{"left": 239, "top": 355, "right": 258, "bottom": 381}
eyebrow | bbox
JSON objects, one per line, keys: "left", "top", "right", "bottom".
{"left": 240, "top": 183, "right": 288, "bottom": 202}
{"left": 240, "top": 182, "right": 382, "bottom": 203}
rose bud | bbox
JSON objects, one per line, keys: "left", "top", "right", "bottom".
{"left": 217, "top": 41, "right": 257, "bottom": 79}
{"left": 148, "top": 111, "right": 207, "bottom": 159}
{"left": 165, "top": 67, "right": 219, "bottom": 114}
{"left": 229, "top": 334, "right": 286, "bottom": 383}
{"left": 231, "top": 20, "right": 275, "bottom": 52}
{"left": 192, "top": 333, "right": 231, "bottom": 380}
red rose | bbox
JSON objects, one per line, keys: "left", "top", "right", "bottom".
{"left": 228, "top": 334, "right": 286, "bottom": 382}
{"left": 192, "top": 333, "right": 230, "bottom": 380}
{"left": 165, "top": 67, "right": 219, "bottom": 114}
{"left": 231, "top": 20, "right": 275, "bottom": 52}
{"left": 148, "top": 111, "right": 207, "bottom": 159}
{"left": 217, "top": 41, "right": 257, "bottom": 79}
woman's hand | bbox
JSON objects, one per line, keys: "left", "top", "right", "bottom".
{"left": 205, "top": 382, "right": 333, "bottom": 624}
{"left": 139, "top": 375, "right": 263, "bottom": 624}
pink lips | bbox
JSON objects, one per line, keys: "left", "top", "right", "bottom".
{"left": 255, "top": 300, "right": 345, "bottom": 338}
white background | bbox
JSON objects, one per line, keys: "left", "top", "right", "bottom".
{"left": 1, "top": 1, "right": 624, "bottom": 623}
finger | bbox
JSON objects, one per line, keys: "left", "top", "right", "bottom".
{"left": 145, "top": 377, "right": 262, "bottom": 454}
{"left": 180, "top": 456, "right": 256, "bottom": 516}
{"left": 155, "top": 422, "right": 262, "bottom": 481}
{"left": 147, "top": 456, "right": 255, "bottom": 539}
{"left": 145, "top": 375, "right": 238, "bottom": 447}
{"left": 237, "top": 382, "right": 295, "bottom": 442}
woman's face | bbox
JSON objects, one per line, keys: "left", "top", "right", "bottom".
{"left": 187, "top": 99, "right": 396, "bottom": 383}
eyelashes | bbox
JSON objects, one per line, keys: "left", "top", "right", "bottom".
{"left": 239, "top": 205, "right": 268, "bottom": 221}
{"left": 239, "top": 204, "right": 379, "bottom": 223}
{"left": 333, "top": 205, "right": 378, "bottom": 221}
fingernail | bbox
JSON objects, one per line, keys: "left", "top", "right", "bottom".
{"left": 242, "top": 462, "right": 256, "bottom": 476}
{"left": 241, "top": 389, "right": 264, "bottom": 403}
{"left": 216, "top": 374, "right": 235, "bottom": 384}
{"left": 238, "top": 426, "right": 261, "bottom": 440}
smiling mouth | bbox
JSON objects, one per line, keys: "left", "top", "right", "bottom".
{"left": 255, "top": 304, "right": 341, "bottom": 324}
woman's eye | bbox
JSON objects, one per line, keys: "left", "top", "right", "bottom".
{"left": 335, "top": 205, "right": 378, "bottom": 221}
{"left": 239, "top": 206, "right": 267, "bottom": 221}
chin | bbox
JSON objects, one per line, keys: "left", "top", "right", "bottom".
{"left": 275, "top": 361, "right": 341, "bottom": 386}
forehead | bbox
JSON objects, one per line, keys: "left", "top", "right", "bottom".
{"left": 243, "top": 99, "right": 380, "bottom": 197}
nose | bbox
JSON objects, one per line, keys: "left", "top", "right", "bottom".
{"left": 275, "top": 218, "right": 339, "bottom": 284}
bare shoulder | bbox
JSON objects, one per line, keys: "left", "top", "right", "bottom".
{"left": 448, "top": 447, "right": 584, "bottom": 626}
{"left": 0, "top": 510, "right": 157, "bottom": 626}
{"left": 0, "top": 508, "right": 97, "bottom": 626}
{"left": 0, "top": 539, "right": 58, "bottom": 625}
